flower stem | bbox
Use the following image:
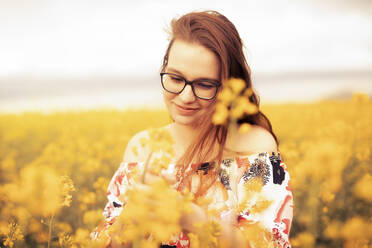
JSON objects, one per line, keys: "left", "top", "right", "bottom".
{"left": 141, "top": 152, "right": 153, "bottom": 184}
{"left": 47, "top": 214, "right": 54, "bottom": 248}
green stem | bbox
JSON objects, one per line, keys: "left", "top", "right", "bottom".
{"left": 141, "top": 152, "right": 153, "bottom": 184}
{"left": 47, "top": 214, "right": 55, "bottom": 248}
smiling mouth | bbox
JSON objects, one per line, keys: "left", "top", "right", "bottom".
{"left": 176, "top": 104, "right": 198, "bottom": 110}
{"left": 174, "top": 103, "right": 199, "bottom": 113}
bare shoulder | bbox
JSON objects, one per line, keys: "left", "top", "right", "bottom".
{"left": 233, "top": 124, "right": 278, "bottom": 154}
{"left": 122, "top": 124, "right": 174, "bottom": 163}
{"left": 122, "top": 129, "right": 151, "bottom": 163}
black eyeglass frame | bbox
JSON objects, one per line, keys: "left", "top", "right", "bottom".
{"left": 160, "top": 72, "right": 222, "bottom": 100}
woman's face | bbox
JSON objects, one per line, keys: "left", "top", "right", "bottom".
{"left": 162, "top": 39, "right": 220, "bottom": 127}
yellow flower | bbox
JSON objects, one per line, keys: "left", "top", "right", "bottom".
{"left": 139, "top": 127, "right": 175, "bottom": 179}
{"left": 83, "top": 210, "right": 102, "bottom": 226}
{"left": 291, "top": 232, "right": 315, "bottom": 247}
{"left": 150, "top": 156, "right": 172, "bottom": 174}
{"left": 353, "top": 173, "right": 372, "bottom": 202}
{"left": 212, "top": 103, "right": 229, "bottom": 125}
{"left": 238, "top": 123, "right": 251, "bottom": 134}
{"left": 340, "top": 216, "right": 372, "bottom": 240}
{"left": 58, "top": 232, "right": 73, "bottom": 248}
{"left": 240, "top": 222, "right": 274, "bottom": 248}
{"left": 355, "top": 146, "right": 370, "bottom": 162}
{"left": 4, "top": 164, "right": 62, "bottom": 216}
{"left": 237, "top": 177, "right": 267, "bottom": 214}
{"left": 79, "top": 191, "right": 96, "bottom": 206}
{"left": 227, "top": 78, "right": 246, "bottom": 94}
{"left": 230, "top": 101, "right": 246, "bottom": 119}
{"left": 321, "top": 191, "right": 335, "bottom": 203}
{"left": 93, "top": 177, "right": 110, "bottom": 193}
{"left": 188, "top": 220, "right": 221, "bottom": 248}
{"left": 60, "top": 175, "right": 75, "bottom": 207}
{"left": 147, "top": 127, "right": 175, "bottom": 155}
{"left": 243, "top": 101, "right": 258, "bottom": 115}
{"left": 56, "top": 222, "right": 72, "bottom": 233}
{"left": 217, "top": 87, "right": 235, "bottom": 105}
{"left": 72, "top": 228, "right": 90, "bottom": 247}
{"left": 115, "top": 178, "right": 193, "bottom": 246}
{"left": 322, "top": 206, "right": 328, "bottom": 213}
{"left": 324, "top": 220, "right": 341, "bottom": 239}
{"left": 230, "top": 96, "right": 258, "bottom": 119}
{"left": 2, "top": 96, "right": 372, "bottom": 247}
{"left": 213, "top": 77, "right": 258, "bottom": 126}
{"left": 188, "top": 233, "right": 200, "bottom": 248}
{"left": 351, "top": 92, "right": 369, "bottom": 103}
{"left": 249, "top": 196, "right": 273, "bottom": 215}
{"left": 243, "top": 87, "right": 253, "bottom": 97}
{"left": 2, "top": 222, "right": 24, "bottom": 248}
{"left": 28, "top": 219, "right": 43, "bottom": 233}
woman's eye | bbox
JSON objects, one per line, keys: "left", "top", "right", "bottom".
{"left": 196, "top": 82, "right": 214, "bottom": 89}
{"left": 170, "top": 76, "right": 184, "bottom": 82}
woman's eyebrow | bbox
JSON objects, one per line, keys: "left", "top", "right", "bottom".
{"left": 166, "top": 67, "right": 219, "bottom": 82}
{"left": 166, "top": 67, "right": 184, "bottom": 76}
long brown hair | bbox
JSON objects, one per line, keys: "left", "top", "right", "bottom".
{"left": 160, "top": 10, "right": 279, "bottom": 196}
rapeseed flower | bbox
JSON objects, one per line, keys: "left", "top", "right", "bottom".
{"left": 188, "top": 220, "right": 221, "bottom": 248}
{"left": 240, "top": 222, "right": 276, "bottom": 248}
{"left": 353, "top": 173, "right": 372, "bottom": 202}
{"left": 138, "top": 127, "right": 175, "bottom": 182}
{"left": 212, "top": 77, "right": 258, "bottom": 131}
{"left": 60, "top": 175, "right": 75, "bottom": 207}
{"left": 113, "top": 178, "right": 193, "bottom": 247}
{"left": 1, "top": 98, "right": 371, "bottom": 247}
{"left": 1, "top": 222, "right": 23, "bottom": 248}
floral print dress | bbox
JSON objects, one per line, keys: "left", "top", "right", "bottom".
{"left": 91, "top": 151, "right": 293, "bottom": 248}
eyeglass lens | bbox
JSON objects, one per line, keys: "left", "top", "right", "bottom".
{"left": 161, "top": 73, "right": 218, "bottom": 99}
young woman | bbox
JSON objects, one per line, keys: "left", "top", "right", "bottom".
{"left": 93, "top": 10, "right": 293, "bottom": 248}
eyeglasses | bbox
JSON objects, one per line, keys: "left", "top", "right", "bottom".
{"left": 160, "top": 72, "right": 221, "bottom": 100}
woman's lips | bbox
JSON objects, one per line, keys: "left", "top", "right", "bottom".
{"left": 174, "top": 103, "right": 199, "bottom": 115}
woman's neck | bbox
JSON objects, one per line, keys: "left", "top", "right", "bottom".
{"left": 173, "top": 122, "right": 199, "bottom": 141}
{"left": 166, "top": 122, "right": 199, "bottom": 156}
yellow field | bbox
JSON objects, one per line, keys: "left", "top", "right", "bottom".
{"left": 0, "top": 94, "right": 371, "bottom": 247}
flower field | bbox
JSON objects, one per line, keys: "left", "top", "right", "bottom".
{"left": 0, "top": 94, "right": 371, "bottom": 247}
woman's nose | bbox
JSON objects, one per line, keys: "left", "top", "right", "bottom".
{"left": 178, "top": 84, "right": 196, "bottom": 102}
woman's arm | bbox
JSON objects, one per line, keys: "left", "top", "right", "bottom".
{"left": 92, "top": 130, "right": 151, "bottom": 246}
{"left": 236, "top": 152, "right": 293, "bottom": 248}
{"left": 107, "top": 131, "right": 153, "bottom": 248}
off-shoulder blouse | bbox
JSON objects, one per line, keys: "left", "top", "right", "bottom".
{"left": 92, "top": 152, "right": 293, "bottom": 248}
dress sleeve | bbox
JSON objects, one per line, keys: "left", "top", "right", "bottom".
{"left": 237, "top": 152, "right": 293, "bottom": 248}
{"left": 91, "top": 161, "right": 141, "bottom": 241}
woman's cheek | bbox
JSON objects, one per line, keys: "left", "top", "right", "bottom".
{"left": 163, "top": 92, "right": 173, "bottom": 110}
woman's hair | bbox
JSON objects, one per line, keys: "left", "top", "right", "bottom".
{"left": 160, "top": 10, "right": 279, "bottom": 196}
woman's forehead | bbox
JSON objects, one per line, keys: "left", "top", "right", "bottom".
{"left": 167, "top": 39, "right": 220, "bottom": 81}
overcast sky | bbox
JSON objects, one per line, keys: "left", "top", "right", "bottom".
{"left": 0, "top": 0, "right": 371, "bottom": 77}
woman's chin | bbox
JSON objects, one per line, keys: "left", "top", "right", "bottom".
{"left": 172, "top": 115, "right": 199, "bottom": 127}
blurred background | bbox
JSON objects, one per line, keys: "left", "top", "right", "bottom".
{"left": 1, "top": 0, "right": 371, "bottom": 113}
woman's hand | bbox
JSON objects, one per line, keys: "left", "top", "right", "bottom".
{"left": 179, "top": 202, "right": 208, "bottom": 233}
{"left": 179, "top": 204, "right": 247, "bottom": 248}
{"left": 111, "top": 173, "right": 247, "bottom": 247}
{"left": 146, "top": 173, "right": 247, "bottom": 247}
{"left": 110, "top": 173, "right": 166, "bottom": 248}
{"left": 142, "top": 173, "right": 209, "bottom": 236}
